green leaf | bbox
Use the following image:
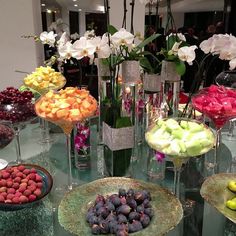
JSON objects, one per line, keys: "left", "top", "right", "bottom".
{"left": 139, "top": 57, "right": 154, "bottom": 73}
{"left": 136, "top": 33, "right": 160, "bottom": 51}
{"left": 175, "top": 60, "right": 186, "bottom": 76}
{"left": 115, "top": 117, "right": 132, "bottom": 128}
{"left": 166, "top": 35, "right": 178, "bottom": 51}
{"left": 108, "top": 25, "right": 118, "bottom": 35}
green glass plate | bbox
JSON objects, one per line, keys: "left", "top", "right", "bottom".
{"left": 200, "top": 173, "right": 236, "bottom": 223}
{"left": 58, "top": 177, "right": 183, "bottom": 235}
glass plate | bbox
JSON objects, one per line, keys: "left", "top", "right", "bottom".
{"left": 58, "top": 177, "right": 183, "bottom": 236}
{"left": 200, "top": 173, "right": 236, "bottom": 223}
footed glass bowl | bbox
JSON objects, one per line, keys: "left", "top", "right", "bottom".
{"left": 0, "top": 164, "right": 53, "bottom": 211}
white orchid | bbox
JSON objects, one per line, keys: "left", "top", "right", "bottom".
{"left": 71, "top": 37, "right": 96, "bottom": 60}
{"left": 166, "top": 33, "right": 186, "bottom": 42}
{"left": 229, "top": 58, "right": 236, "bottom": 70}
{"left": 90, "top": 35, "right": 111, "bottom": 59}
{"left": 39, "top": 31, "right": 57, "bottom": 47}
{"left": 57, "top": 32, "right": 69, "bottom": 48}
{"left": 200, "top": 33, "right": 236, "bottom": 70}
{"left": 178, "top": 45, "right": 198, "bottom": 65}
{"left": 58, "top": 41, "right": 74, "bottom": 60}
{"left": 111, "top": 28, "right": 134, "bottom": 47}
{"left": 169, "top": 42, "right": 182, "bottom": 56}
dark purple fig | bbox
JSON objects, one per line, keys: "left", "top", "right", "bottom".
{"left": 134, "top": 191, "right": 145, "bottom": 204}
{"left": 116, "top": 223, "right": 128, "bottom": 232}
{"left": 128, "top": 211, "right": 140, "bottom": 221}
{"left": 120, "top": 196, "right": 127, "bottom": 205}
{"left": 116, "top": 229, "right": 129, "bottom": 236}
{"left": 126, "top": 198, "right": 137, "bottom": 209}
{"left": 86, "top": 211, "right": 96, "bottom": 222}
{"left": 140, "top": 214, "right": 151, "bottom": 228}
{"left": 108, "top": 220, "right": 118, "bottom": 233}
{"left": 137, "top": 205, "right": 145, "bottom": 213}
{"left": 112, "top": 196, "right": 121, "bottom": 207}
{"left": 128, "top": 220, "right": 143, "bottom": 233}
{"left": 127, "top": 189, "right": 134, "bottom": 197}
{"left": 117, "top": 204, "right": 131, "bottom": 215}
{"left": 95, "top": 195, "right": 105, "bottom": 204}
{"left": 97, "top": 207, "right": 109, "bottom": 219}
{"left": 91, "top": 224, "right": 101, "bottom": 234}
{"left": 143, "top": 199, "right": 151, "bottom": 208}
{"left": 99, "top": 220, "right": 110, "bottom": 234}
{"left": 106, "top": 202, "right": 115, "bottom": 211}
{"left": 95, "top": 201, "right": 104, "bottom": 211}
{"left": 117, "top": 214, "right": 128, "bottom": 224}
{"left": 88, "top": 216, "right": 99, "bottom": 226}
{"left": 106, "top": 213, "right": 117, "bottom": 222}
{"left": 142, "top": 190, "right": 151, "bottom": 200}
{"left": 118, "top": 188, "right": 126, "bottom": 197}
{"left": 144, "top": 208, "right": 154, "bottom": 218}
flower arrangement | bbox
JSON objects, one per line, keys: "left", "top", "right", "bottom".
{"left": 200, "top": 33, "right": 236, "bottom": 70}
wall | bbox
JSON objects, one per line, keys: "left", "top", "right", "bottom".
{"left": 109, "top": 0, "right": 145, "bottom": 37}
{"left": 0, "top": 0, "right": 43, "bottom": 90}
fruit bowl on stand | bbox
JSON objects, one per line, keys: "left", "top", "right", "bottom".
{"left": 145, "top": 118, "right": 215, "bottom": 214}
{"left": 0, "top": 163, "right": 53, "bottom": 211}
{"left": 192, "top": 85, "right": 236, "bottom": 173}
{"left": 0, "top": 87, "right": 36, "bottom": 164}
{"left": 35, "top": 87, "right": 97, "bottom": 192}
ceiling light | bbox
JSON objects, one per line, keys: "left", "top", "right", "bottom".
{"left": 41, "top": 3, "right": 45, "bottom": 6}
{"left": 78, "top": 9, "right": 82, "bottom": 11}
{"left": 46, "top": 9, "right": 52, "bottom": 13}
{"left": 73, "top": 0, "right": 77, "bottom": 1}
{"left": 74, "top": 4, "right": 78, "bottom": 7}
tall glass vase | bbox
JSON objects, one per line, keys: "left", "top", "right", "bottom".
{"left": 161, "top": 60, "right": 180, "bottom": 117}
{"left": 96, "top": 58, "right": 111, "bottom": 144}
{"left": 143, "top": 73, "right": 162, "bottom": 128}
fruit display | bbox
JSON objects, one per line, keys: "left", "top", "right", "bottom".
{"left": 0, "top": 165, "right": 44, "bottom": 204}
{"left": 35, "top": 87, "right": 97, "bottom": 134}
{"left": 226, "top": 180, "right": 236, "bottom": 210}
{"left": 86, "top": 189, "right": 154, "bottom": 235}
{"left": 23, "top": 66, "right": 66, "bottom": 94}
{"left": 192, "top": 85, "right": 236, "bottom": 129}
{"left": 0, "top": 124, "right": 14, "bottom": 149}
{"left": 145, "top": 118, "right": 215, "bottom": 157}
{"left": 0, "top": 87, "right": 35, "bottom": 123}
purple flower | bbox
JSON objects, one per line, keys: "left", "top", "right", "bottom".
{"left": 74, "top": 122, "right": 90, "bottom": 153}
{"left": 155, "top": 151, "right": 165, "bottom": 162}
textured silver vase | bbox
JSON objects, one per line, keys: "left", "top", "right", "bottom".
{"left": 122, "top": 60, "right": 140, "bottom": 85}
{"left": 161, "top": 60, "right": 180, "bottom": 82}
{"left": 143, "top": 73, "right": 161, "bottom": 92}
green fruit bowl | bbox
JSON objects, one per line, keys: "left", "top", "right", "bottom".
{"left": 0, "top": 164, "right": 53, "bottom": 211}
{"left": 58, "top": 177, "right": 183, "bottom": 236}
{"left": 200, "top": 173, "right": 236, "bottom": 223}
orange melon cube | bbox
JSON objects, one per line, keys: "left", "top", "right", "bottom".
{"left": 58, "top": 102, "right": 70, "bottom": 109}
{"left": 56, "top": 109, "right": 69, "bottom": 119}
{"left": 82, "top": 100, "right": 91, "bottom": 109}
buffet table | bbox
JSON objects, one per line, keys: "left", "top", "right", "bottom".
{"left": 0, "top": 118, "right": 235, "bottom": 236}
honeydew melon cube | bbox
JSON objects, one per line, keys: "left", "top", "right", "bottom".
{"left": 185, "top": 140, "right": 202, "bottom": 156}
{"left": 177, "top": 140, "right": 187, "bottom": 153}
{"left": 172, "top": 128, "right": 185, "bottom": 139}
{"left": 180, "top": 120, "right": 189, "bottom": 130}
{"left": 165, "top": 119, "right": 181, "bottom": 132}
{"left": 188, "top": 122, "right": 204, "bottom": 133}
{"left": 168, "top": 140, "right": 182, "bottom": 155}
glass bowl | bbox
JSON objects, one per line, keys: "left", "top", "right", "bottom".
{"left": 145, "top": 117, "right": 215, "bottom": 158}
{"left": 0, "top": 164, "right": 53, "bottom": 211}
{"left": 0, "top": 123, "right": 14, "bottom": 149}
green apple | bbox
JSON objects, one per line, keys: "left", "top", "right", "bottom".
{"left": 227, "top": 180, "right": 236, "bottom": 192}
{"left": 188, "top": 122, "right": 204, "bottom": 132}
{"left": 180, "top": 120, "right": 189, "bottom": 130}
{"left": 226, "top": 199, "right": 236, "bottom": 210}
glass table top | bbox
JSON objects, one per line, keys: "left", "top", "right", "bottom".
{"left": 0, "top": 117, "right": 236, "bottom": 236}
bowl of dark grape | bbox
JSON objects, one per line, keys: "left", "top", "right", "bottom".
{"left": 0, "top": 123, "right": 14, "bottom": 149}
{"left": 58, "top": 177, "right": 183, "bottom": 236}
{"left": 0, "top": 87, "right": 36, "bottom": 125}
